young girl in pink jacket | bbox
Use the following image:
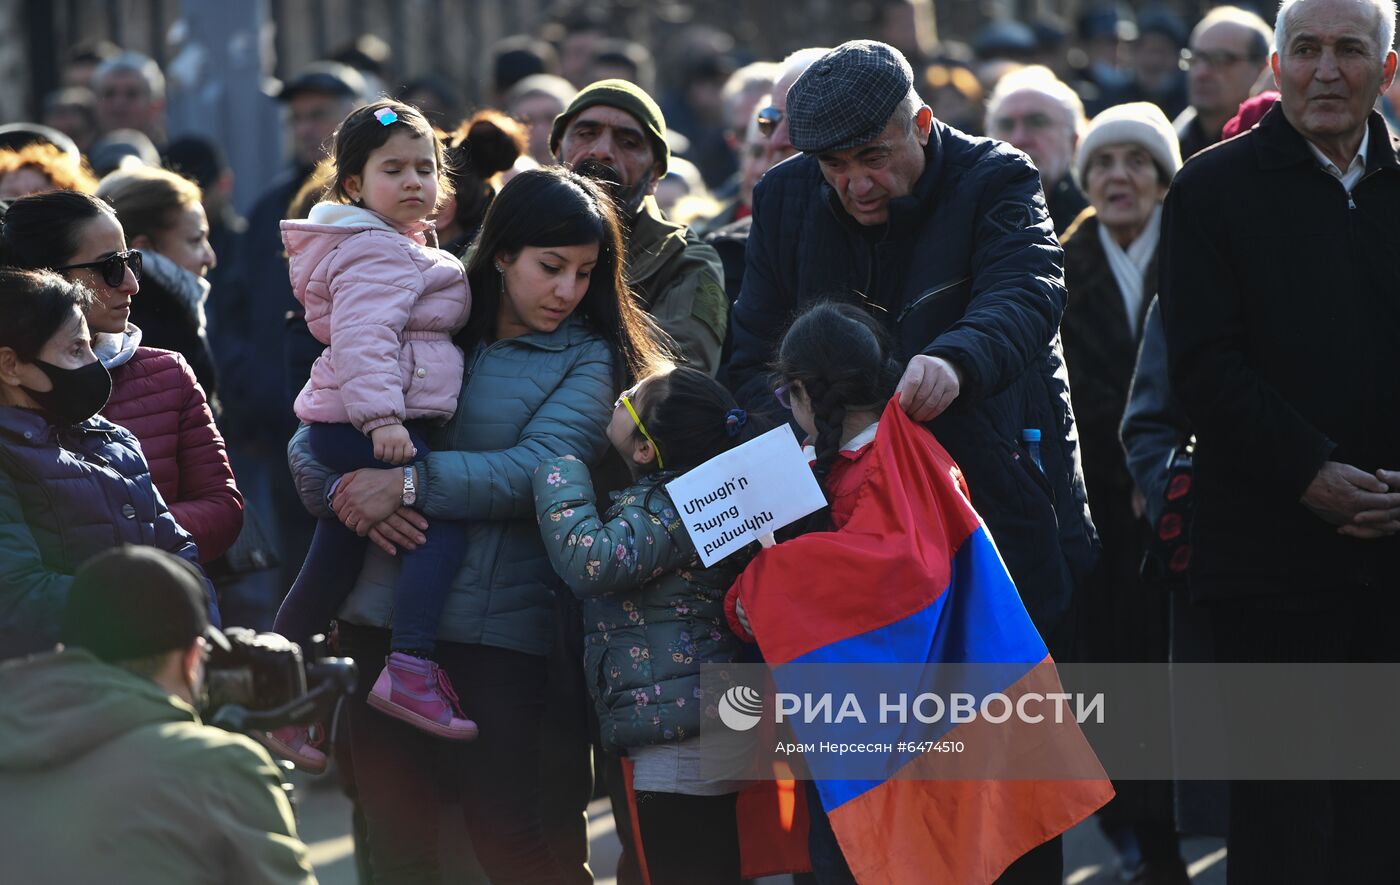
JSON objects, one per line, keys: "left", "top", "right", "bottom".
{"left": 266, "top": 100, "right": 475, "bottom": 769}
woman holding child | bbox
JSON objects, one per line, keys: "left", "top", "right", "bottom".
{"left": 288, "top": 154, "right": 666, "bottom": 881}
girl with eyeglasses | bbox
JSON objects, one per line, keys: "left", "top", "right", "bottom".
{"left": 0, "top": 191, "right": 244, "bottom": 572}
{"left": 532, "top": 364, "right": 769, "bottom": 885}
{"left": 0, "top": 267, "right": 219, "bottom": 659}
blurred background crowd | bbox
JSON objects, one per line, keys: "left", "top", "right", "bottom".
{"left": 2, "top": 2, "right": 1396, "bottom": 880}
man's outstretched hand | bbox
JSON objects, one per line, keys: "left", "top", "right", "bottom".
{"left": 897, "top": 355, "right": 962, "bottom": 422}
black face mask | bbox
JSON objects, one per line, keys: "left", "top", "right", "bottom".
{"left": 21, "top": 359, "right": 113, "bottom": 426}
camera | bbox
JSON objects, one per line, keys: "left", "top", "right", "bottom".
{"left": 204, "top": 627, "right": 357, "bottom": 734}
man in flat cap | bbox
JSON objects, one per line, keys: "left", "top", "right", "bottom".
{"left": 552, "top": 79, "right": 728, "bottom": 375}
{"left": 0, "top": 546, "right": 316, "bottom": 884}
{"left": 728, "top": 44, "right": 1096, "bottom": 878}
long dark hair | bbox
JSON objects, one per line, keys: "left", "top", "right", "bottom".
{"left": 774, "top": 301, "right": 902, "bottom": 490}
{"left": 0, "top": 190, "right": 115, "bottom": 270}
{"left": 464, "top": 167, "right": 669, "bottom": 383}
{"left": 441, "top": 110, "right": 526, "bottom": 247}
{"left": 633, "top": 365, "right": 769, "bottom": 474}
{"left": 0, "top": 267, "right": 94, "bottom": 362}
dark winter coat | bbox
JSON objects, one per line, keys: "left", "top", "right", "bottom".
{"left": 0, "top": 406, "right": 215, "bottom": 659}
{"left": 533, "top": 458, "right": 746, "bottom": 751}
{"left": 99, "top": 331, "right": 243, "bottom": 563}
{"left": 1061, "top": 209, "right": 1154, "bottom": 548}
{"left": 128, "top": 251, "right": 219, "bottom": 406}
{"left": 1046, "top": 175, "right": 1090, "bottom": 236}
{"left": 727, "top": 124, "right": 1098, "bottom": 644}
{"left": 701, "top": 213, "right": 752, "bottom": 389}
{"left": 223, "top": 165, "right": 313, "bottom": 450}
{"left": 1160, "top": 106, "right": 1400, "bottom": 600}
{"left": 1120, "top": 297, "right": 1191, "bottom": 529}
{"left": 1060, "top": 210, "right": 1166, "bottom": 666}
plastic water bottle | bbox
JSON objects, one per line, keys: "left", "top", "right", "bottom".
{"left": 1021, "top": 428, "right": 1043, "bottom": 472}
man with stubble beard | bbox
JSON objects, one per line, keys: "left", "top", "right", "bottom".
{"left": 551, "top": 80, "right": 727, "bottom": 375}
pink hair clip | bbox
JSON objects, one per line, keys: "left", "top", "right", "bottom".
{"left": 374, "top": 108, "right": 399, "bottom": 126}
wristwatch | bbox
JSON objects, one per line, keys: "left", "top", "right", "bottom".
{"left": 401, "top": 465, "right": 417, "bottom": 507}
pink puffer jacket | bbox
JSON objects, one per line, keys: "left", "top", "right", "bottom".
{"left": 281, "top": 203, "right": 471, "bottom": 433}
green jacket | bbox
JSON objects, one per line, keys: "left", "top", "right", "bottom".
{"left": 627, "top": 196, "right": 727, "bottom": 376}
{"left": 290, "top": 315, "right": 616, "bottom": 656}
{"left": 533, "top": 457, "right": 746, "bottom": 751}
{"left": 0, "top": 649, "right": 315, "bottom": 885}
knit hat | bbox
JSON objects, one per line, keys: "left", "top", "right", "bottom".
{"left": 63, "top": 546, "right": 229, "bottom": 663}
{"left": 549, "top": 79, "right": 669, "bottom": 174}
{"left": 1075, "top": 102, "right": 1182, "bottom": 185}
{"left": 787, "top": 40, "right": 916, "bottom": 154}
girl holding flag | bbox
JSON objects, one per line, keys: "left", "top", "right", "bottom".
{"left": 727, "top": 301, "right": 1113, "bottom": 884}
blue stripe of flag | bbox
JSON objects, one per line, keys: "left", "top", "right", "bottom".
{"left": 778, "top": 526, "right": 1049, "bottom": 810}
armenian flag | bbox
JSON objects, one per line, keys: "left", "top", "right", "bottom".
{"left": 729, "top": 398, "right": 1113, "bottom": 884}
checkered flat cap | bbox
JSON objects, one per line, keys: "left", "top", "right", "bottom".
{"left": 787, "top": 40, "right": 915, "bottom": 154}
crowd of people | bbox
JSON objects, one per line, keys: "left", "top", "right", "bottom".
{"left": 0, "top": 0, "right": 1397, "bottom": 883}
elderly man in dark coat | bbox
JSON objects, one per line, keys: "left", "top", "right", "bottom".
{"left": 1160, "top": 0, "right": 1400, "bottom": 880}
{"left": 728, "top": 40, "right": 1097, "bottom": 656}
{"left": 726, "top": 40, "right": 1100, "bottom": 883}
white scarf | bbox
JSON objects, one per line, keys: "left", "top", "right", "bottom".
{"left": 1097, "top": 204, "right": 1162, "bottom": 334}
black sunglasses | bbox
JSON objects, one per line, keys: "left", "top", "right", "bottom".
{"left": 756, "top": 105, "right": 784, "bottom": 139}
{"left": 56, "top": 249, "right": 142, "bottom": 288}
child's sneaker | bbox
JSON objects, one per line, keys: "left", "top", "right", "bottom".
{"left": 255, "top": 724, "right": 328, "bottom": 774}
{"left": 366, "top": 651, "right": 478, "bottom": 740}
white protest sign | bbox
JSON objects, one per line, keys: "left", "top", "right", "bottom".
{"left": 665, "top": 423, "right": 827, "bottom": 566}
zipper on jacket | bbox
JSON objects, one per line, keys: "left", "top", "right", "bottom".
{"left": 1319, "top": 163, "right": 1382, "bottom": 209}
{"left": 896, "top": 276, "right": 972, "bottom": 324}
{"left": 1347, "top": 166, "right": 1387, "bottom": 209}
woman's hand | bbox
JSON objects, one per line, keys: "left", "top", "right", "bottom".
{"left": 368, "top": 508, "right": 431, "bottom": 556}
{"left": 331, "top": 468, "right": 405, "bottom": 536}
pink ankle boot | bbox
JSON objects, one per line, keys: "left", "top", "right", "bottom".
{"left": 366, "top": 652, "right": 478, "bottom": 740}
{"left": 255, "top": 724, "right": 328, "bottom": 774}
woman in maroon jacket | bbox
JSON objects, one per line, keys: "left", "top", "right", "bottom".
{"left": 0, "top": 191, "right": 243, "bottom": 562}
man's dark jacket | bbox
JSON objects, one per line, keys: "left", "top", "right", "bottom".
{"left": 702, "top": 214, "right": 751, "bottom": 390}
{"left": 727, "top": 123, "right": 1098, "bottom": 642}
{"left": 1161, "top": 106, "right": 1400, "bottom": 601}
{"left": 1046, "top": 175, "right": 1090, "bottom": 236}
{"left": 224, "top": 165, "right": 317, "bottom": 450}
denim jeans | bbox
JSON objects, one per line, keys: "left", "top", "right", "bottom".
{"left": 274, "top": 421, "right": 466, "bottom": 654}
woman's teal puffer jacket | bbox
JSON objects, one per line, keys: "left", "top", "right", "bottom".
{"left": 289, "top": 316, "right": 616, "bottom": 656}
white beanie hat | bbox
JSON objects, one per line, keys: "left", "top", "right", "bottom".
{"left": 1075, "top": 102, "right": 1182, "bottom": 185}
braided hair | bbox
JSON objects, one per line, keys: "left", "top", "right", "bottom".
{"left": 774, "top": 300, "right": 903, "bottom": 506}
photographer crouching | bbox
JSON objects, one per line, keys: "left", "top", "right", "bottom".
{"left": 0, "top": 546, "right": 319, "bottom": 884}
